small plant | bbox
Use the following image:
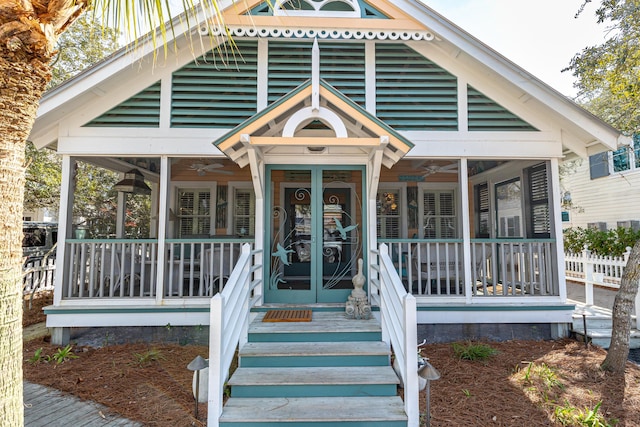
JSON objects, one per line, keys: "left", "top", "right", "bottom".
{"left": 133, "top": 349, "right": 165, "bottom": 366}
{"left": 554, "top": 401, "right": 618, "bottom": 427}
{"left": 522, "top": 362, "right": 564, "bottom": 390}
{"left": 51, "top": 345, "right": 79, "bottom": 364}
{"left": 28, "top": 348, "right": 45, "bottom": 364}
{"left": 452, "top": 342, "right": 498, "bottom": 361}
{"left": 462, "top": 389, "right": 471, "bottom": 397}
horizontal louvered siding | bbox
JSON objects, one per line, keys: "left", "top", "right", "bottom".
{"left": 268, "top": 41, "right": 366, "bottom": 106}
{"left": 171, "top": 41, "right": 258, "bottom": 128}
{"left": 467, "top": 86, "right": 537, "bottom": 131}
{"left": 376, "top": 44, "right": 458, "bottom": 131}
{"left": 268, "top": 41, "right": 312, "bottom": 103}
{"left": 320, "top": 43, "right": 365, "bottom": 106}
{"left": 84, "top": 82, "right": 161, "bottom": 127}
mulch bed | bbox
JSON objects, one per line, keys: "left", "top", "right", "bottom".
{"left": 21, "top": 291, "right": 640, "bottom": 426}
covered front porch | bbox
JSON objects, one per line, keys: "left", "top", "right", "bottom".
{"left": 48, "top": 153, "right": 566, "bottom": 322}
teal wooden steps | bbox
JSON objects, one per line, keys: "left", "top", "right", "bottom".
{"left": 239, "top": 341, "right": 390, "bottom": 367}
{"left": 219, "top": 310, "right": 408, "bottom": 427}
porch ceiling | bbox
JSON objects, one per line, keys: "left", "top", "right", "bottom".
{"left": 212, "top": 80, "right": 414, "bottom": 168}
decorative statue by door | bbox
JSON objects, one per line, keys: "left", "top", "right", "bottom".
{"left": 345, "top": 258, "right": 371, "bottom": 319}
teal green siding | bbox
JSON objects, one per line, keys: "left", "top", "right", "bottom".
{"left": 268, "top": 41, "right": 366, "bottom": 107}
{"left": 268, "top": 41, "right": 312, "bottom": 103}
{"left": 84, "top": 82, "right": 161, "bottom": 127}
{"left": 467, "top": 85, "right": 537, "bottom": 131}
{"left": 376, "top": 44, "right": 458, "bottom": 131}
{"left": 171, "top": 40, "right": 258, "bottom": 128}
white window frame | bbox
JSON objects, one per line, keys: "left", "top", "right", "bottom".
{"left": 169, "top": 181, "right": 217, "bottom": 238}
{"left": 227, "top": 181, "right": 256, "bottom": 236}
{"left": 376, "top": 183, "right": 407, "bottom": 239}
{"left": 417, "top": 182, "right": 459, "bottom": 239}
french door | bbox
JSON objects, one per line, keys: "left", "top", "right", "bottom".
{"left": 265, "top": 165, "right": 365, "bottom": 303}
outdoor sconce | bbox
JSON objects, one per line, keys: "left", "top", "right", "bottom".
{"left": 187, "top": 355, "right": 209, "bottom": 419}
{"left": 418, "top": 360, "right": 441, "bottom": 427}
{"left": 112, "top": 169, "right": 152, "bottom": 195}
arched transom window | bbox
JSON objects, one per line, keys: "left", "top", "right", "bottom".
{"left": 274, "top": 0, "right": 361, "bottom": 18}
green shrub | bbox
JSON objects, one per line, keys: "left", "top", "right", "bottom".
{"left": 563, "top": 227, "right": 640, "bottom": 257}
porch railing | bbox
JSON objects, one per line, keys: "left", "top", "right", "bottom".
{"left": 370, "top": 243, "right": 419, "bottom": 427}
{"left": 63, "top": 238, "right": 252, "bottom": 299}
{"left": 208, "top": 244, "right": 263, "bottom": 427}
{"left": 380, "top": 238, "right": 557, "bottom": 297}
{"left": 165, "top": 239, "right": 251, "bottom": 297}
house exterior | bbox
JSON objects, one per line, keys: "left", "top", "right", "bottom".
{"left": 561, "top": 135, "right": 640, "bottom": 231}
{"left": 30, "top": 0, "right": 627, "bottom": 345}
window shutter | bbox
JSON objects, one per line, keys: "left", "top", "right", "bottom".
{"left": 475, "top": 183, "right": 490, "bottom": 238}
{"left": 526, "top": 164, "right": 550, "bottom": 238}
{"left": 589, "top": 152, "right": 610, "bottom": 179}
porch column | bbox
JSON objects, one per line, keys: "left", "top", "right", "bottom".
{"left": 367, "top": 140, "right": 386, "bottom": 295}
{"left": 115, "top": 176, "right": 126, "bottom": 238}
{"left": 550, "top": 158, "right": 567, "bottom": 302}
{"left": 154, "top": 156, "right": 171, "bottom": 302}
{"left": 246, "top": 145, "right": 264, "bottom": 304}
{"left": 459, "top": 158, "right": 472, "bottom": 304}
{"left": 51, "top": 155, "right": 75, "bottom": 344}
{"left": 53, "top": 155, "right": 75, "bottom": 307}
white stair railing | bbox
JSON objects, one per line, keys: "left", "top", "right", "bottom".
{"left": 370, "top": 243, "right": 419, "bottom": 427}
{"left": 208, "top": 243, "right": 262, "bottom": 427}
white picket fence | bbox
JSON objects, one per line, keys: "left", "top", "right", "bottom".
{"left": 565, "top": 246, "right": 640, "bottom": 313}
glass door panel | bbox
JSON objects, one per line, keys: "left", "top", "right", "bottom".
{"left": 265, "top": 166, "right": 365, "bottom": 303}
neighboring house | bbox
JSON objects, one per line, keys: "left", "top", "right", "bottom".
{"left": 561, "top": 135, "right": 640, "bottom": 230}
{"left": 29, "top": 0, "right": 626, "bottom": 346}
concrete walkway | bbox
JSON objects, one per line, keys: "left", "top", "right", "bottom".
{"left": 566, "top": 280, "right": 618, "bottom": 311}
{"left": 23, "top": 381, "right": 142, "bottom": 427}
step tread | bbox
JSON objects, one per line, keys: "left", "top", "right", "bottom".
{"left": 228, "top": 366, "right": 400, "bottom": 386}
{"left": 220, "top": 396, "right": 408, "bottom": 422}
{"left": 574, "top": 328, "right": 640, "bottom": 338}
{"left": 249, "top": 311, "right": 381, "bottom": 335}
{"left": 240, "top": 341, "right": 390, "bottom": 357}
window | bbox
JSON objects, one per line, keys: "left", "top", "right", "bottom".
{"left": 495, "top": 178, "right": 522, "bottom": 238}
{"left": 227, "top": 183, "right": 255, "bottom": 236}
{"left": 176, "top": 189, "right": 212, "bottom": 237}
{"left": 421, "top": 188, "right": 457, "bottom": 239}
{"left": 376, "top": 188, "right": 402, "bottom": 239}
{"left": 590, "top": 135, "right": 640, "bottom": 179}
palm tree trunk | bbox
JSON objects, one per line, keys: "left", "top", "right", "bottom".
{"left": 0, "top": 52, "right": 50, "bottom": 426}
{"left": 601, "top": 239, "right": 640, "bottom": 373}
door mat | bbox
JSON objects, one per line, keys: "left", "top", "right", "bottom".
{"left": 262, "top": 309, "right": 312, "bottom": 322}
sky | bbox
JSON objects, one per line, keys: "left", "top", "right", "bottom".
{"left": 421, "top": 0, "right": 609, "bottom": 98}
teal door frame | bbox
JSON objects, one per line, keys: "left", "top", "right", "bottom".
{"left": 264, "top": 164, "right": 367, "bottom": 304}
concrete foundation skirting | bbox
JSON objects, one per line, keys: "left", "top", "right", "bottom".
{"left": 417, "top": 323, "right": 566, "bottom": 343}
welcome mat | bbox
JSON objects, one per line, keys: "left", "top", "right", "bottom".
{"left": 262, "top": 309, "right": 312, "bottom": 322}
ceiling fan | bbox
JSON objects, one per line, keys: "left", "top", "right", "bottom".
{"left": 418, "top": 161, "right": 459, "bottom": 178}
{"left": 189, "top": 162, "right": 233, "bottom": 176}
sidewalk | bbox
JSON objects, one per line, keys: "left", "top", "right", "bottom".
{"left": 24, "top": 381, "right": 142, "bottom": 426}
{"left": 566, "top": 280, "right": 617, "bottom": 311}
